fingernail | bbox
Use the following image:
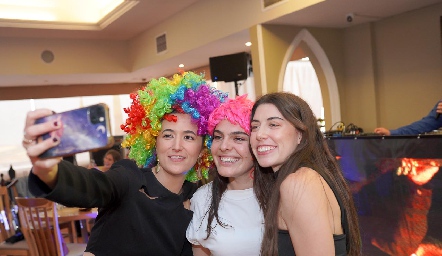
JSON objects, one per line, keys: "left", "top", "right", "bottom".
{"left": 53, "top": 137, "right": 58, "bottom": 143}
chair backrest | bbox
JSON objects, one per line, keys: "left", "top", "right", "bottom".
{"left": 7, "top": 179, "right": 19, "bottom": 199}
{"left": 8, "top": 177, "right": 34, "bottom": 199}
{"left": 0, "top": 186, "right": 16, "bottom": 242}
{"left": 15, "top": 197, "right": 65, "bottom": 256}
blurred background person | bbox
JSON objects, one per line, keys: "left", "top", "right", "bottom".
{"left": 374, "top": 100, "right": 442, "bottom": 135}
{"left": 101, "top": 149, "right": 122, "bottom": 172}
{"left": 88, "top": 149, "right": 122, "bottom": 172}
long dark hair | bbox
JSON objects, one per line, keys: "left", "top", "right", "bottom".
{"left": 202, "top": 95, "right": 257, "bottom": 239}
{"left": 252, "top": 92, "right": 361, "bottom": 256}
{"left": 204, "top": 168, "right": 231, "bottom": 238}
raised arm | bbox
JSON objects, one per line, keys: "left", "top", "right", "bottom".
{"left": 375, "top": 101, "right": 442, "bottom": 135}
{"left": 23, "top": 109, "right": 62, "bottom": 188}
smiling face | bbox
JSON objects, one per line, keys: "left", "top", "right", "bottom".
{"left": 211, "top": 119, "right": 254, "bottom": 184}
{"left": 155, "top": 113, "right": 203, "bottom": 177}
{"left": 103, "top": 153, "right": 115, "bottom": 169}
{"left": 250, "top": 103, "right": 302, "bottom": 172}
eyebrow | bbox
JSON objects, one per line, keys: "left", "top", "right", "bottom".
{"left": 162, "top": 129, "right": 198, "bottom": 136}
{"left": 214, "top": 129, "right": 249, "bottom": 136}
{"left": 251, "top": 116, "right": 284, "bottom": 122}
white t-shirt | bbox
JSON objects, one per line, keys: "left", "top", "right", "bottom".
{"left": 186, "top": 182, "right": 264, "bottom": 256}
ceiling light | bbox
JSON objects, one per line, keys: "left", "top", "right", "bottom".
{"left": 245, "top": 42, "right": 252, "bottom": 47}
{"left": 178, "top": 64, "right": 184, "bottom": 68}
{"left": 0, "top": 0, "right": 139, "bottom": 30}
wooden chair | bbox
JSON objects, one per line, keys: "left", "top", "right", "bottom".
{"left": 0, "top": 187, "right": 16, "bottom": 241}
{"left": 6, "top": 180, "right": 19, "bottom": 203}
{"left": 15, "top": 198, "right": 87, "bottom": 256}
{"left": 0, "top": 186, "right": 30, "bottom": 256}
{"left": 8, "top": 178, "right": 76, "bottom": 244}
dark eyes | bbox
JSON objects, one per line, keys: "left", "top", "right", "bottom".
{"left": 184, "top": 135, "right": 195, "bottom": 140}
{"left": 234, "top": 137, "right": 247, "bottom": 142}
{"left": 251, "top": 122, "right": 279, "bottom": 131}
{"left": 212, "top": 134, "right": 247, "bottom": 142}
{"left": 163, "top": 134, "right": 173, "bottom": 138}
{"left": 213, "top": 135, "right": 222, "bottom": 140}
{"left": 162, "top": 133, "right": 195, "bottom": 140}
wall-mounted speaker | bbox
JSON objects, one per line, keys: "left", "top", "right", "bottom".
{"left": 41, "top": 50, "right": 54, "bottom": 63}
{"left": 209, "top": 52, "right": 250, "bottom": 82}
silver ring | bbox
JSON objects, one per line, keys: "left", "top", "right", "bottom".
{"left": 22, "top": 137, "right": 36, "bottom": 144}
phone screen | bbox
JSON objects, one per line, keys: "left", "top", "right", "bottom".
{"left": 35, "top": 104, "right": 114, "bottom": 158}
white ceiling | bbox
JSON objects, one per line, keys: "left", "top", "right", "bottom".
{"left": 1, "top": 0, "right": 441, "bottom": 87}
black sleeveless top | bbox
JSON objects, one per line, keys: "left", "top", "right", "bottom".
{"left": 277, "top": 178, "right": 348, "bottom": 256}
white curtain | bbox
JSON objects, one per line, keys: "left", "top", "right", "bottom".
{"left": 283, "top": 60, "right": 323, "bottom": 120}
{"left": 208, "top": 76, "right": 256, "bottom": 101}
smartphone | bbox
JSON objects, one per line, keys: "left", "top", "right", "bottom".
{"left": 35, "top": 103, "right": 114, "bottom": 158}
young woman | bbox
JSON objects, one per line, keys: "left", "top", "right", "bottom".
{"left": 101, "top": 149, "right": 122, "bottom": 172}
{"left": 89, "top": 149, "right": 122, "bottom": 172}
{"left": 186, "top": 95, "right": 264, "bottom": 256}
{"left": 250, "top": 92, "right": 361, "bottom": 256}
{"left": 21, "top": 72, "right": 227, "bottom": 256}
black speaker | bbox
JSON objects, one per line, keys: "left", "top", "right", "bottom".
{"left": 209, "top": 52, "right": 250, "bottom": 82}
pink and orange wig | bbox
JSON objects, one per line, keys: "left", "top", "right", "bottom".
{"left": 207, "top": 94, "right": 253, "bottom": 148}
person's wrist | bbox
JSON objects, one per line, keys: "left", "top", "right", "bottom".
{"left": 33, "top": 165, "right": 59, "bottom": 189}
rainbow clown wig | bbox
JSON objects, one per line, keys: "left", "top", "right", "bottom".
{"left": 207, "top": 94, "right": 254, "bottom": 149}
{"left": 121, "top": 71, "right": 228, "bottom": 182}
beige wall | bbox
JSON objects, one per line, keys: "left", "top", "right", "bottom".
{"left": 0, "top": 83, "right": 143, "bottom": 101}
{"left": 250, "top": 24, "right": 344, "bottom": 126}
{"left": 343, "top": 3, "right": 441, "bottom": 131}
{"left": 0, "top": 38, "right": 130, "bottom": 75}
{"left": 371, "top": 5, "right": 442, "bottom": 129}
{"left": 343, "top": 23, "right": 378, "bottom": 129}
{"left": 129, "top": 0, "right": 323, "bottom": 70}
{"left": 254, "top": 3, "right": 441, "bottom": 132}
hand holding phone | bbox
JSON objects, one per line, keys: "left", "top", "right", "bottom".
{"left": 35, "top": 104, "right": 114, "bottom": 158}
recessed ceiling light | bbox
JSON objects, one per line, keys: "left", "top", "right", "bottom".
{"left": 245, "top": 42, "right": 252, "bottom": 47}
{"left": 178, "top": 64, "right": 184, "bottom": 68}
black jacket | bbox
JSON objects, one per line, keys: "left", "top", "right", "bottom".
{"left": 29, "top": 159, "right": 197, "bottom": 256}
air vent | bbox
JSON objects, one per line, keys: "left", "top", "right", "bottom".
{"left": 156, "top": 33, "right": 167, "bottom": 54}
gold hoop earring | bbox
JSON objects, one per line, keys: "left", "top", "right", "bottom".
{"left": 155, "top": 160, "right": 161, "bottom": 174}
